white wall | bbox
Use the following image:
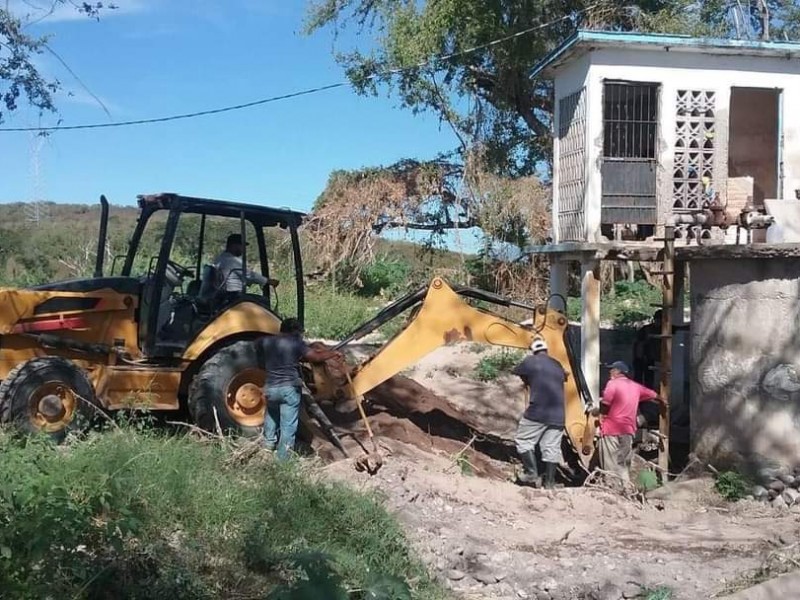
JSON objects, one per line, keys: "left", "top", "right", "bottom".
{"left": 551, "top": 47, "right": 800, "bottom": 241}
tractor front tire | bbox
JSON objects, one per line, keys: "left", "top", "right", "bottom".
{"left": 0, "top": 356, "right": 98, "bottom": 442}
{"left": 187, "top": 341, "right": 266, "bottom": 437}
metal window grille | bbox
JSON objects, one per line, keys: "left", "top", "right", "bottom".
{"left": 557, "top": 88, "right": 587, "bottom": 242}
{"left": 603, "top": 83, "right": 658, "bottom": 159}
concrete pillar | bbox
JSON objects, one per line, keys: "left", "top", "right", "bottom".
{"left": 581, "top": 259, "right": 601, "bottom": 403}
{"left": 549, "top": 259, "right": 569, "bottom": 311}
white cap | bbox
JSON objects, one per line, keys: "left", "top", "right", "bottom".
{"left": 530, "top": 338, "right": 547, "bottom": 353}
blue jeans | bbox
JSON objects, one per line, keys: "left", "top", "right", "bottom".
{"left": 263, "top": 385, "right": 301, "bottom": 460}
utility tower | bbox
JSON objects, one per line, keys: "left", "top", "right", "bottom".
{"left": 25, "top": 133, "right": 50, "bottom": 226}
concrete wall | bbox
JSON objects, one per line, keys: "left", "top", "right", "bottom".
{"left": 550, "top": 47, "right": 800, "bottom": 241}
{"left": 691, "top": 258, "right": 800, "bottom": 470}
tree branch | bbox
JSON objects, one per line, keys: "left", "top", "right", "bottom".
{"left": 466, "top": 65, "right": 550, "bottom": 137}
{"left": 372, "top": 217, "right": 479, "bottom": 233}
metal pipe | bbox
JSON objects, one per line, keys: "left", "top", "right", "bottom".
{"left": 94, "top": 195, "right": 110, "bottom": 278}
{"left": 196, "top": 213, "right": 206, "bottom": 282}
{"left": 290, "top": 224, "right": 305, "bottom": 328}
{"left": 658, "top": 225, "right": 675, "bottom": 478}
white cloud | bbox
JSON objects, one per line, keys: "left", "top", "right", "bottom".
{"left": 6, "top": 0, "right": 150, "bottom": 25}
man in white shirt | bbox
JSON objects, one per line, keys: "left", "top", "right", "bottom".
{"left": 213, "top": 234, "right": 278, "bottom": 295}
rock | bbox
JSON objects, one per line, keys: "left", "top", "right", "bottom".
{"left": 772, "top": 495, "right": 788, "bottom": 510}
{"left": 768, "top": 488, "right": 779, "bottom": 500}
{"left": 751, "top": 485, "right": 769, "bottom": 501}
{"left": 541, "top": 577, "right": 559, "bottom": 591}
{"left": 516, "top": 590, "right": 529, "bottom": 599}
{"left": 759, "top": 466, "right": 782, "bottom": 481}
{"left": 446, "top": 569, "right": 466, "bottom": 581}
{"left": 779, "top": 473, "right": 796, "bottom": 486}
{"left": 593, "top": 582, "right": 623, "bottom": 600}
{"left": 472, "top": 568, "right": 500, "bottom": 585}
{"left": 782, "top": 488, "right": 800, "bottom": 506}
{"left": 622, "top": 582, "right": 642, "bottom": 598}
{"left": 769, "top": 479, "right": 786, "bottom": 493}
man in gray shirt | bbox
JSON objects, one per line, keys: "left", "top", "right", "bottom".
{"left": 213, "top": 234, "right": 278, "bottom": 295}
{"left": 512, "top": 338, "right": 568, "bottom": 489}
{"left": 257, "top": 318, "right": 341, "bottom": 460}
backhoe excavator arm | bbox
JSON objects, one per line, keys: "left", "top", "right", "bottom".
{"left": 311, "top": 277, "right": 597, "bottom": 469}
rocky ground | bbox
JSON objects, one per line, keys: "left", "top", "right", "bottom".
{"left": 318, "top": 343, "right": 800, "bottom": 599}
{"left": 326, "top": 441, "right": 800, "bottom": 600}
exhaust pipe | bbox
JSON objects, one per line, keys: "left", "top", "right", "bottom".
{"left": 94, "top": 195, "right": 109, "bottom": 278}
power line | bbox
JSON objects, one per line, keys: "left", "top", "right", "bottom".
{"left": 0, "top": 7, "right": 595, "bottom": 133}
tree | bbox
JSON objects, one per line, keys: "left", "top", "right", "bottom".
{"left": 305, "top": 152, "right": 551, "bottom": 297}
{"left": 305, "top": 0, "right": 799, "bottom": 177}
{"left": 0, "top": 2, "right": 113, "bottom": 123}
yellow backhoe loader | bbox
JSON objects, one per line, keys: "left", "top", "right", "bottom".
{"left": 0, "top": 193, "right": 597, "bottom": 470}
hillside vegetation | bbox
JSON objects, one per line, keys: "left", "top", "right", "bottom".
{"left": 0, "top": 202, "right": 467, "bottom": 339}
{"left": 0, "top": 201, "right": 662, "bottom": 334}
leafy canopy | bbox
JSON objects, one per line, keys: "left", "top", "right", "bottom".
{"left": 0, "top": 2, "right": 113, "bottom": 123}
{"left": 305, "top": 0, "right": 800, "bottom": 176}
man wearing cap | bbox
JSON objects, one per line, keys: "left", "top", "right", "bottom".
{"left": 213, "top": 234, "right": 278, "bottom": 300}
{"left": 512, "top": 338, "right": 568, "bottom": 489}
{"left": 594, "top": 361, "right": 665, "bottom": 483}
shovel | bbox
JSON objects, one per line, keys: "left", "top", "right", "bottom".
{"left": 344, "top": 369, "right": 383, "bottom": 474}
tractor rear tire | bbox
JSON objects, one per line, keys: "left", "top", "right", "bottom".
{"left": 0, "top": 356, "right": 98, "bottom": 442}
{"left": 187, "top": 341, "right": 265, "bottom": 437}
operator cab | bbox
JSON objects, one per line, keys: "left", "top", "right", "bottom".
{"left": 110, "top": 193, "right": 305, "bottom": 357}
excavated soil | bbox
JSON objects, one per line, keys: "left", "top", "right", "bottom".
{"left": 306, "top": 342, "right": 800, "bottom": 599}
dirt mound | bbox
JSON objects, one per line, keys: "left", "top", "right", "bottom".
{"left": 308, "top": 373, "right": 515, "bottom": 479}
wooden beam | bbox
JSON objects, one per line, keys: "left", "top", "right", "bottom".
{"left": 659, "top": 226, "right": 675, "bottom": 478}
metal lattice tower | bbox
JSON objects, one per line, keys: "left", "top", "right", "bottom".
{"left": 25, "top": 133, "right": 50, "bottom": 226}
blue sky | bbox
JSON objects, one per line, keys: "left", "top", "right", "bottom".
{"left": 0, "top": 0, "right": 461, "bottom": 215}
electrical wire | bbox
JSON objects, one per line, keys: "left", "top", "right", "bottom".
{"left": 0, "top": 6, "right": 597, "bottom": 133}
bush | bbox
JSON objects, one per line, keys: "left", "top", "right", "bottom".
{"left": 565, "top": 280, "right": 662, "bottom": 328}
{"left": 643, "top": 586, "right": 673, "bottom": 600}
{"left": 358, "top": 256, "right": 411, "bottom": 297}
{"left": 473, "top": 350, "right": 524, "bottom": 382}
{"left": 0, "top": 428, "right": 444, "bottom": 599}
{"left": 714, "top": 470, "right": 752, "bottom": 501}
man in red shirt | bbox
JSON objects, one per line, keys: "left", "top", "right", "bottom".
{"left": 593, "top": 360, "right": 666, "bottom": 484}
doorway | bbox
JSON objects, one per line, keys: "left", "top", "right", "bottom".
{"left": 728, "top": 87, "right": 781, "bottom": 205}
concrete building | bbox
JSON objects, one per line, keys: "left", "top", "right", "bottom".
{"left": 531, "top": 30, "right": 800, "bottom": 469}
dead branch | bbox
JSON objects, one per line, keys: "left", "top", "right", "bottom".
{"left": 583, "top": 468, "right": 645, "bottom": 508}
{"left": 165, "top": 420, "right": 219, "bottom": 439}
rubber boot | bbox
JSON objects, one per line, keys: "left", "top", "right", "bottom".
{"left": 517, "top": 450, "right": 541, "bottom": 487}
{"left": 543, "top": 462, "right": 557, "bottom": 490}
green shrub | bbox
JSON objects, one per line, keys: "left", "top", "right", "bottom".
{"left": 359, "top": 256, "right": 411, "bottom": 297}
{"left": 643, "top": 586, "right": 673, "bottom": 600}
{"left": 0, "top": 428, "right": 444, "bottom": 599}
{"left": 565, "top": 280, "right": 662, "bottom": 328}
{"left": 714, "top": 470, "right": 752, "bottom": 501}
{"left": 473, "top": 349, "right": 524, "bottom": 382}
